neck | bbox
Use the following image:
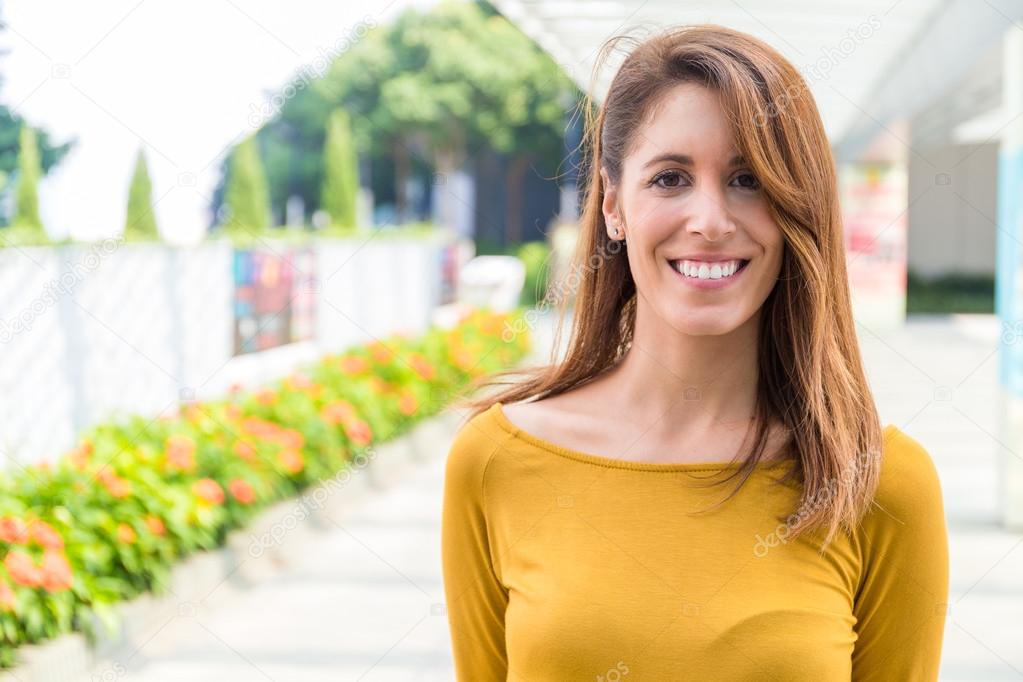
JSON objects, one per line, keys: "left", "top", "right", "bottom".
{"left": 601, "top": 301, "right": 762, "bottom": 434}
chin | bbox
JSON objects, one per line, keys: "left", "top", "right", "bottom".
{"left": 661, "top": 307, "right": 747, "bottom": 337}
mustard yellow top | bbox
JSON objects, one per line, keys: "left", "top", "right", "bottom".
{"left": 440, "top": 402, "right": 949, "bottom": 681}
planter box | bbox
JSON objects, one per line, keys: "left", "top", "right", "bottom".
{"left": 365, "top": 438, "right": 418, "bottom": 490}
{"left": 168, "top": 547, "right": 234, "bottom": 608}
{"left": 306, "top": 461, "right": 374, "bottom": 529}
{"left": 225, "top": 490, "right": 339, "bottom": 583}
{"left": 409, "top": 409, "right": 462, "bottom": 462}
{"left": 89, "top": 591, "right": 178, "bottom": 662}
{"left": 11, "top": 633, "right": 92, "bottom": 681}
{"left": 3, "top": 411, "right": 452, "bottom": 681}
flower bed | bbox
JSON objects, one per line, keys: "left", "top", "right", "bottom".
{"left": 0, "top": 307, "right": 529, "bottom": 668}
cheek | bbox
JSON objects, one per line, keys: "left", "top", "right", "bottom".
{"left": 742, "top": 207, "right": 784, "bottom": 255}
{"left": 624, "top": 192, "right": 677, "bottom": 233}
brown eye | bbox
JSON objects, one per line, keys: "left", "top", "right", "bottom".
{"left": 731, "top": 172, "right": 760, "bottom": 190}
{"left": 652, "top": 170, "right": 685, "bottom": 189}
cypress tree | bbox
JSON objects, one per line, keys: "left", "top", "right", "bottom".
{"left": 125, "top": 148, "right": 159, "bottom": 239}
{"left": 13, "top": 126, "right": 43, "bottom": 233}
{"left": 320, "top": 108, "right": 359, "bottom": 231}
{"left": 223, "top": 134, "right": 271, "bottom": 234}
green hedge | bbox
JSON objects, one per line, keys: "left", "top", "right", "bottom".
{"left": 906, "top": 271, "right": 994, "bottom": 314}
{"left": 0, "top": 307, "right": 530, "bottom": 667}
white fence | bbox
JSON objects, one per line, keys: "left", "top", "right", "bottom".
{"left": 0, "top": 234, "right": 452, "bottom": 469}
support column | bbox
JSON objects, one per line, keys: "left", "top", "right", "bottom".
{"left": 996, "top": 27, "right": 1023, "bottom": 530}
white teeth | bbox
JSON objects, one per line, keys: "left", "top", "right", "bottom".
{"left": 672, "top": 259, "right": 745, "bottom": 280}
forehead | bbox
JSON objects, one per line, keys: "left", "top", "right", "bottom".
{"left": 627, "top": 82, "right": 738, "bottom": 164}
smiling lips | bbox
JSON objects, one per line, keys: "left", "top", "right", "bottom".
{"left": 670, "top": 258, "right": 750, "bottom": 280}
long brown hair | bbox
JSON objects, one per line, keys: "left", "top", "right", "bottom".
{"left": 455, "top": 24, "right": 882, "bottom": 551}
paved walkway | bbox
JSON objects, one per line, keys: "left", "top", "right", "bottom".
{"left": 88, "top": 311, "right": 1022, "bottom": 680}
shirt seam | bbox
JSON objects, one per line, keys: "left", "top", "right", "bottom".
{"left": 489, "top": 402, "right": 795, "bottom": 474}
{"left": 480, "top": 423, "right": 513, "bottom": 593}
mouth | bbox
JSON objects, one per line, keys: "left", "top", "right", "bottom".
{"left": 668, "top": 258, "right": 751, "bottom": 282}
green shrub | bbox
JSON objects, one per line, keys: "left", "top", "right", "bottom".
{"left": 0, "top": 307, "right": 530, "bottom": 668}
{"left": 516, "top": 241, "right": 551, "bottom": 307}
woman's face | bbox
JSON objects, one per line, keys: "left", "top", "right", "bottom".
{"left": 601, "top": 82, "right": 784, "bottom": 337}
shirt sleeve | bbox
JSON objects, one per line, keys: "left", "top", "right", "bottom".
{"left": 440, "top": 418, "right": 509, "bottom": 680}
{"left": 851, "top": 427, "right": 950, "bottom": 681}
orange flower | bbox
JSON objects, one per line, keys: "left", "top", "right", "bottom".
{"left": 452, "top": 348, "right": 475, "bottom": 371}
{"left": 116, "top": 523, "right": 137, "bottom": 545}
{"left": 344, "top": 419, "right": 374, "bottom": 447}
{"left": 225, "top": 403, "right": 242, "bottom": 420}
{"left": 480, "top": 315, "right": 504, "bottom": 336}
{"left": 192, "top": 478, "right": 225, "bottom": 505}
{"left": 242, "top": 417, "right": 280, "bottom": 438}
{"left": 255, "top": 388, "right": 277, "bottom": 406}
{"left": 398, "top": 392, "right": 418, "bottom": 416}
{"left": 368, "top": 343, "right": 394, "bottom": 364}
{"left": 278, "top": 449, "right": 304, "bottom": 474}
{"left": 273, "top": 429, "right": 304, "bottom": 451}
{"left": 28, "top": 520, "right": 63, "bottom": 551}
{"left": 228, "top": 479, "right": 256, "bottom": 505}
{"left": 369, "top": 377, "right": 391, "bottom": 394}
{"left": 285, "top": 373, "right": 315, "bottom": 391}
{"left": 144, "top": 515, "right": 166, "bottom": 536}
{"left": 183, "top": 403, "right": 204, "bottom": 423}
{"left": 40, "top": 551, "right": 73, "bottom": 593}
{"left": 0, "top": 579, "right": 15, "bottom": 612}
{"left": 166, "top": 434, "right": 197, "bottom": 472}
{"left": 0, "top": 517, "right": 29, "bottom": 545}
{"left": 68, "top": 438, "right": 93, "bottom": 470}
{"left": 340, "top": 356, "right": 369, "bottom": 374}
{"left": 321, "top": 400, "right": 357, "bottom": 426}
{"left": 234, "top": 440, "right": 257, "bottom": 461}
{"left": 407, "top": 353, "right": 436, "bottom": 380}
{"left": 4, "top": 550, "right": 40, "bottom": 588}
{"left": 99, "top": 469, "right": 133, "bottom": 499}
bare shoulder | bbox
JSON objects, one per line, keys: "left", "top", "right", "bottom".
{"left": 500, "top": 394, "right": 571, "bottom": 435}
{"left": 500, "top": 389, "right": 601, "bottom": 443}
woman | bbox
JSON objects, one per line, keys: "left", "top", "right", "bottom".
{"left": 441, "top": 24, "right": 948, "bottom": 681}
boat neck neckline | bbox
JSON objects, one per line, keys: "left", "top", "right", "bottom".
{"left": 489, "top": 401, "right": 792, "bottom": 472}
{"left": 489, "top": 402, "right": 894, "bottom": 473}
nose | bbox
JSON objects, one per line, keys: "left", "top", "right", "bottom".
{"left": 685, "top": 184, "right": 735, "bottom": 241}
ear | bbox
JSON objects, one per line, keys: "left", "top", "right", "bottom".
{"left": 600, "top": 167, "right": 621, "bottom": 239}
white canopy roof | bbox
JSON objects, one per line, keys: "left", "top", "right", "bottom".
{"left": 492, "top": 0, "right": 1021, "bottom": 160}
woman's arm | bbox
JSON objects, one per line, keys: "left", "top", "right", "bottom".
{"left": 440, "top": 421, "right": 510, "bottom": 680}
{"left": 851, "top": 427, "right": 950, "bottom": 681}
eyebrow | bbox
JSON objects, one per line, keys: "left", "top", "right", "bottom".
{"left": 642, "top": 153, "right": 745, "bottom": 169}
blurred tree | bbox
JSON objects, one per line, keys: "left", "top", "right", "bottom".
{"left": 223, "top": 135, "right": 271, "bottom": 235}
{"left": 320, "top": 108, "right": 359, "bottom": 230}
{"left": 0, "top": 10, "right": 73, "bottom": 227}
{"left": 239, "top": 0, "right": 576, "bottom": 235}
{"left": 124, "top": 148, "right": 159, "bottom": 240}
{"left": 12, "top": 126, "right": 43, "bottom": 233}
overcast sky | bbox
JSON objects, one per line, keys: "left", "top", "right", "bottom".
{"left": 0, "top": 0, "right": 438, "bottom": 242}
